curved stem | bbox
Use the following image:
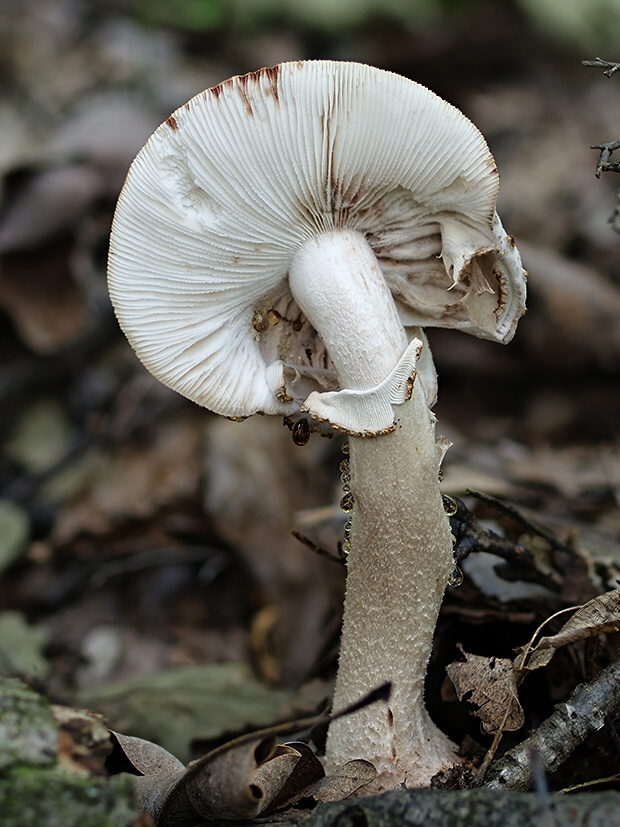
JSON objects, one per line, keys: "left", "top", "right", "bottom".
{"left": 289, "top": 229, "right": 456, "bottom": 787}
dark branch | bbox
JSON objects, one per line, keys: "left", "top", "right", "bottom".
{"left": 591, "top": 141, "right": 620, "bottom": 178}
{"left": 485, "top": 653, "right": 620, "bottom": 791}
{"left": 583, "top": 57, "right": 620, "bottom": 77}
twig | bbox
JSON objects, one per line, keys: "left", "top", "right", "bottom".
{"left": 484, "top": 653, "right": 620, "bottom": 791}
{"left": 558, "top": 772, "right": 620, "bottom": 794}
{"left": 584, "top": 58, "right": 620, "bottom": 233}
{"left": 466, "top": 490, "right": 572, "bottom": 553}
{"left": 591, "top": 141, "right": 620, "bottom": 178}
{"left": 475, "top": 604, "right": 585, "bottom": 785}
{"left": 475, "top": 703, "right": 516, "bottom": 783}
{"left": 513, "top": 605, "right": 582, "bottom": 672}
{"left": 291, "top": 529, "right": 345, "bottom": 564}
{"left": 582, "top": 57, "right": 620, "bottom": 78}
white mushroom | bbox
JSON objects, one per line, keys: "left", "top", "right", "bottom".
{"left": 108, "top": 61, "right": 526, "bottom": 789}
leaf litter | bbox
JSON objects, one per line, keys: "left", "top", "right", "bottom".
{"left": 2, "top": 1, "right": 620, "bottom": 823}
{"left": 106, "top": 685, "right": 388, "bottom": 824}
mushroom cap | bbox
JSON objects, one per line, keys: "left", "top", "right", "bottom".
{"left": 108, "top": 60, "right": 526, "bottom": 418}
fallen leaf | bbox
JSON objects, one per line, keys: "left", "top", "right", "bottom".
{"left": 204, "top": 415, "right": 343, "bottom": 683}
{"left": 112, "top": 731, "right": 185, "bottom": 776}
{"left": 517, "top": 590, "right": 620, "bottom": 672}
{"left": 518, "top": 242, "right": 620, "bottom": 370}
{"left": 111, "top": 719, "right": 329, "bottom": 823}
{"left": 108, "top": 683, "right": 389, "bottom": 824}
{"left": 53, "top": 409, "right": 203, "bottom": 542}
{"left": 303, "top": 759, "right": 377, "bottom": 804}
{"left": 128, "top": 733, "right": 316, "bottom": 824}
{"left": 259, "top": 741, "right": 326, "bottom": 813}
{"left": 446, "top": 645, "right": 524, "bottom": 734}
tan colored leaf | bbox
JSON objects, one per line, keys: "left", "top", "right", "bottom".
{"left": 183, "top": 738, "right": 302, "bottom": 820}
{"left": 259, "top": 741, "right": 325, "bottom": 814}
{"left": 520, "top": 590, "right": 620, "bottom": 672}
{"left": 111, "top": 731, "right": 185, "bottom": 776}
{"left": 205, "top": 415, "right": 342, "bottom": 682}
{"left": 113, "top": 721, "right": 325, "bottom": 823}
{"left": 130, "top": 733, "right": 319, "bottom": 825}
{"left": 446, "top": 645, "right": 524, "bottom": 734}
{"left": 110, "top": 682, "right": 388, "bottom": 823}
{"left": 305, "top": 759, "right": 377, "bottom": 803}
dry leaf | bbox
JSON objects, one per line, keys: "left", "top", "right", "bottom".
{"left": 446, "top": 645, "right": 524, "bottom": 734}
{"left": 112, "top": 731, "right": 185, "bottom": 776}
{"left": 204, "top": 416, "right": 343, "bottom": 683}
{"left": 259, "top": 741, "right": 326, "bottom": 813}
{"left": 518, "top": 590, "right": 620, "bottom": 672}
{"left": 159, "top": 735, "right": 307, "bottom": 823}
{"left": 303, "top": 759, "right": 377, "bottom": 804}
{"left": 114, "top": 728, "right": 323, "bottom": 824}
{"left": 109, "top": 683, "right": 389, "bottom": 824}
{"left": 517, "top": 243, "right": 620, "bottom": 370}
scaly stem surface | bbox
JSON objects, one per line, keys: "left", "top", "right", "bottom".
{"left": 289, "top": 229, "right": 457, "bottom": 788}
{"left": 325, "top": 380, "right": 456, "bottom": 787}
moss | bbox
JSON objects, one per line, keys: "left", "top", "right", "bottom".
{"left": 0, "top": 677, "right": 57, "bottom": 770}
{"left": 0, "top": 678, "right": 142, "bottom": 826}
{"left": 0, "top": 769, "right": 141, "bottom": 827}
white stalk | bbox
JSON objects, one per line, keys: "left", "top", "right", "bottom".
{"left": 289, "top": 229, "right": 457, "bottom": 788}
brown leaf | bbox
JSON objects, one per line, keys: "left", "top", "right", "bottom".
{"left": 110, "top": 683, "right": 389, "bottom": 824}
{"left": 304, "top": 759, "right": 377, "bottom": 804}
{"left": 518, "top": 242, "right": 620, "bottom": 370}
{"left": 111, "top": 731, "right": 185, "bottom": 776}
{"left": 0, "top": 244, "right": 89, "bottom": 353}
{"left": 258, "top": 741, "right": 325, "bottom": 814}
{"left": 130, "top": 734, "right": 319, "bottom": 825}
{"left": 446, "top": 645, "right": 524, "bottom": 734}
{"left": 112, "top": 721, "right": 325, "bottom": 823}
{"left": 518, "top": 590, "right": 620, "bottom": 672}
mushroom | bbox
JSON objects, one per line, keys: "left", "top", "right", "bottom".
{"left": 108, "top": 61, "right": 526, "bottom": 789}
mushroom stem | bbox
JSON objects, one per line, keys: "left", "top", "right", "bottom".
{"left": 289, "top": 230, "right": 457, "bottom": 788}
{"left": 327, "top": 382, "right": 457, "bottom": 787}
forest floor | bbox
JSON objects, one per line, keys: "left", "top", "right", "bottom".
{"left": 2, "top": 1, "right": 620, "bottom": 823}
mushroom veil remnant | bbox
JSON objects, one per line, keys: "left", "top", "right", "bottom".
{"left": 108, "top": 61, "right": 526, "bottom": 789}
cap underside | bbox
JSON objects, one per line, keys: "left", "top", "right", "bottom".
{"left": 108, "top": 60, "right": 525, "bottom": 418}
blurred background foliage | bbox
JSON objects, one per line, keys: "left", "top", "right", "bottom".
{"left": 126, "top": 0, "right": 620, "bottom": 51}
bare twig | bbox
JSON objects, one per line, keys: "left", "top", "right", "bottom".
{"left": 484, "top": 653, "right": 620, "bottom": 791}
{"left": 559, "top": 772, "right": 620, "bottom": 794}
{"left": 584, "top": 59, "right": 620, "bottom": 232}
{"left": 463, "top": 490, "right": 565, "bottom": 591}
{"left": 466, "top": 490, "right": 571, "bottom": 553}
{"left": 475, "top": 704, "right": 517, "bottom": 783}
{"left": 291, "top": 529, "right": 345, "bottom": 564}
{"left": 591, "top": 141, "right": 620, "bottom": 178}
{"left": 475, "top": 605, "right": 583, "bottom": 785}
{"left": 583, "top": 57, "right": 620, "bottom": 77}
